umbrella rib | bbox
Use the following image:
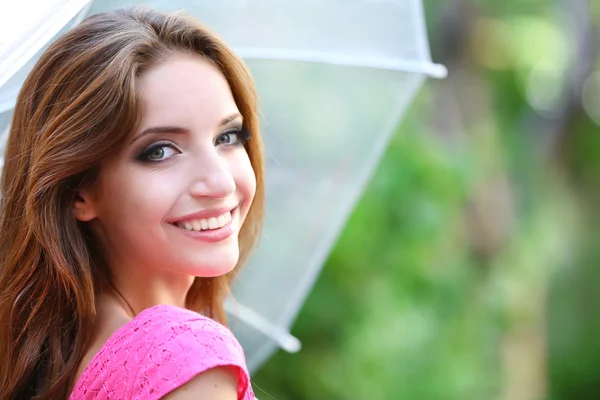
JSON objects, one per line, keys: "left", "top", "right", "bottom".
{"left": 224, "top": 299, "right": 302, "bottom": 354}
{"left": 0, "top": 46, "right": 446, "bottom": 113}
{"left": 234, "top": 48, "right": 448, "bottom": 78}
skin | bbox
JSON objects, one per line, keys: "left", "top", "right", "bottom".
{"left": 75, "top": 52, "right": 256, "bottom": 312}
{"left": 71, "top": 53, "right": 256, "bottom": 397}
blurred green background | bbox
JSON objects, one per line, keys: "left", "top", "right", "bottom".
{"left": 252, "top": 0, "right": 600, "bottom": 399}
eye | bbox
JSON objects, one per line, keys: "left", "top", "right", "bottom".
{"left": 215, "top": 128, "right": 251, "bottom": 147}
{"left": 137, "top": 142, "right": 179, "bottom": 162}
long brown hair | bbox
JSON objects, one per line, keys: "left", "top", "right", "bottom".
{"left": 0, "top": 8, "right": 264, "bottom": 399}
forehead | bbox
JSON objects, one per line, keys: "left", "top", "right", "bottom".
{"left": 137, "top": 53, "right": 239, "bottom": 128}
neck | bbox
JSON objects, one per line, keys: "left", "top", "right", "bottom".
{"left": 102, "top": 267, "right": 194, "bottom": 316}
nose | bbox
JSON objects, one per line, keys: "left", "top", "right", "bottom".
{"left": 188, "top": 151, "right": 236, "bottom": 200}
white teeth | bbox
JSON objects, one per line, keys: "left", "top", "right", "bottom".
{"left": 175, "top": 211, "right": 232, "bottom": 231}
{"left": 192, "top": 220, "right": 201, "bottom": 231}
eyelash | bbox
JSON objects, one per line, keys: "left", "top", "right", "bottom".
{"left": 136, "top": 128, "right": 252, "bottom": 163}
{"left": 217, "top": 128, "right": 251, "bottom": 146}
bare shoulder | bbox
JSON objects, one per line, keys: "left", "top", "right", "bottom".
{"left": 162, "top": 366, "right": 239, "bottom": 400}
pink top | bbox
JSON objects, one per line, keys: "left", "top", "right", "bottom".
{"left": 70, "top": 304, "right": 255, "bottom": 399}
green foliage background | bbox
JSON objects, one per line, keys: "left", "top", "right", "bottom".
{"left": 251, "top": 1, "right": 600, "bottom": 399}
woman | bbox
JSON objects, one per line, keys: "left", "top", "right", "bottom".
{"left": 0, "top": 7, "right": 263, "bottom": 400}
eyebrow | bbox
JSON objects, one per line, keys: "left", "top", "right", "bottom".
{"left": 131, "top": 113, "right": 243, "bottom": 144}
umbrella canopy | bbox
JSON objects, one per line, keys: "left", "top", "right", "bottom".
{"left": 0, "top": 0, "right": 446, "bottom": 371}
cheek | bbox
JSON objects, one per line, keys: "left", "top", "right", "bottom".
{"left": 234, "top": 153, "right": 256, "bottom": 208}
{"left": 96, "top": 166, "right": 180, "bottom": 227}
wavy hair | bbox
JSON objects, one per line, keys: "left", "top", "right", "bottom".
{"left": 0, "top": 8, "right": 264, "bottom": 399}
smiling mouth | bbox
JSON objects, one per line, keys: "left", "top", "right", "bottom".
{"left": 172, "top": 208, "right": 235, "bottom": 232}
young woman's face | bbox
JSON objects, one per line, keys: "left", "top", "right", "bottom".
{"left": 79, "top": 53, "right": 256, "bottom": 278}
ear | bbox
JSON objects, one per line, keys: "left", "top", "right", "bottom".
{"left": 73, "top": 186, "right": 98, "bottom": 222}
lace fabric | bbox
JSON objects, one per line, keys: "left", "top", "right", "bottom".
{"left": 69, "top": 304, "right": 255, "bottom": 399}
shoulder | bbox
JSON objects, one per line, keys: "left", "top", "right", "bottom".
{"left": 70, "top": 305, "right": 253, "bottom": 400}
{"left": 161, "top": 366, "right": 239, "bottom": 400}
{"left": 140, "top": 304, "right": 245, "bottom": 357}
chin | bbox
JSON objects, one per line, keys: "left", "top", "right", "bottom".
{"left": 184, "top": 253, "right": 239, "bottom": 278}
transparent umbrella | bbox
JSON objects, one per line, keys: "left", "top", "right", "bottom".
{"left": 0, "top": 0, "right": 446, "bottom": 372}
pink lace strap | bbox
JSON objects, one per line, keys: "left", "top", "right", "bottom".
{"left": 70, "top": 304, "right": 255, "bottom": 399}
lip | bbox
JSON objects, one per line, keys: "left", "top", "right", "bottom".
{"left": 168, "top": 204, "right": 238, "bottom": 224}
{"left": 167, "top": 205, "right": 239, "bottom": 243}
